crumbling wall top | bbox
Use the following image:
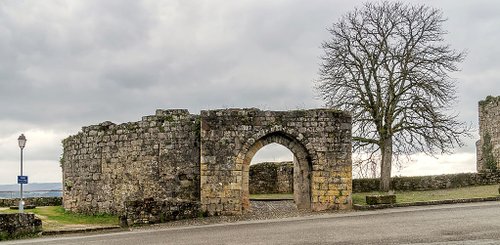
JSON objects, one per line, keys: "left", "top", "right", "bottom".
{"left": 200, "top": 108, "right": 350, "bottom": 118}
{"left": 479, "top": 95, "right": 500, "bottom": 107}
{"left": 477, "top": 96, "right": 500, "bottom": 171}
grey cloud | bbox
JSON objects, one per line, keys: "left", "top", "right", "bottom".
{"left": 0, "top": 0, "right": 499, "bottom": 183}
{"left": 1, "top": 0, "right": 343, "bottom": 127}
{"left": 1, "top": 0, "right": 496, "bottom": 129}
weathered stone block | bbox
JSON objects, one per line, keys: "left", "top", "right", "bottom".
{"left": 366, "top": 195, "right": 396, "bottom": 205}
{"left": 0, "top": 213, "right": 42, "bottom": 240}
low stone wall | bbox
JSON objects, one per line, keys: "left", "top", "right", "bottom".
{"left": 0, "top": 213, "right": 42, "bottom": 241}
{"left": 248, "top": 163, "right": 500, "bottom": 193}
{"left": 249, "top": 162, "right": 293, "bottom": 194}
{"left": 122, "top": 198, "right": 200, "bottom": 225}
{"left": 0, "top": 197, "right": 62, "bottom": 207}
{"left": 353, "top": 171, "right": 500, "bottom": 192}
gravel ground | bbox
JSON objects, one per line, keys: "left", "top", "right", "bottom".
{"left": 131, "top": 200, "right": 348, "bottom": 231}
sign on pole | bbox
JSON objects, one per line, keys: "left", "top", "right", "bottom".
{"left": 17, "top": 175, "right": 28, "bottom": 184}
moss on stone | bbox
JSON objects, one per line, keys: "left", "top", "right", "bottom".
{"left": 59, "top": 153, "right": 64, "bottom": 168}
{"left": 65, "top": 180, "right": 73, "bottom": 191}
{"left": 0, "top": 231, "right": 8, "bottom": 241}
{"left": 482, "top": 132, "right": 497, "bottom": 170}
{"left": 157, "top": 115, "right": 175, "bottom": 123}
{"left": 479, "top": 95, "right": 500, "bottom": 108}
{"left": 192, "top": 117, "right": 201, "bottom": 142}
{"left": 290, "top": 110, "right": 307, "bottom": 117}
{"left": 125, "top": 123, "right": 139, "bottom": 131}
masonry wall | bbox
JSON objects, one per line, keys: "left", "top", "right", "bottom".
{"left": 200, "top": 109, "right": 352, "bottom": 215}
{"left": 353, "top": 171, "right": 500, "bottom": 193}
{"left": 0, "top": 213, "right": 42, "bottom": 241}
{"left": 477, "top": 96, "right": 500, "bottom": 171}
{"left": 249, "top": 162, "right": 294, "bottom": 194}
{"left": 61, "top": 109, "right": 200, "bottom": 215}
{"left": 0, "top": 197, "right": 62, "bottom": 207}
{"left": 123, "top": 198, "right": 200, "bottom": 225}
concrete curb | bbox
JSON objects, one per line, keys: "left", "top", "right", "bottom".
{"left": 353, "top": 196, "right": 500, "bottom": 210}
{"left": 41, "top": 226, "right": 124, "bottom": 236}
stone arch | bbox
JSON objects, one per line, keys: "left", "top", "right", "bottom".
{"left": 199, "top": 108, "right": 352, "bottom": 216}
{"left": 237, "top": 125, "right": 318, "bottom": 164}
{"left": 236, "top": 131, "right": 312, "bottom": 211}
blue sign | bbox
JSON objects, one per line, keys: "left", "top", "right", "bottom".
{"left": 17, "top": 176, "right": 28, "bottom": 184}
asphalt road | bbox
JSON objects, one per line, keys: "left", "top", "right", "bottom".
{"left": 5, "top": 202, "right": 500, "bottom": 245}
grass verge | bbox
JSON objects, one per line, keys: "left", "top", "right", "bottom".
{"left": 250, "top": 185, "right": 500, "bottom": 205}
{"left": 0, "top": 206, "right": 119, "bottom": 231}
{"left": 250, "top": 193, "right": 293, "bottom": 200}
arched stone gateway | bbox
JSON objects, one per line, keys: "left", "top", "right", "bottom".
{"left": 200, "top": 108, "right": 352, "bottom": 215}
{"left": 238, "top": 132, "right": 312, "bottom": 211}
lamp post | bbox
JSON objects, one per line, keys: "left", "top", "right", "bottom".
{"left": 18, "top": 134, "right": 26, "bottom": 213}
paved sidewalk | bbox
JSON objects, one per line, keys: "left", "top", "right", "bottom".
{"left": 130, "top": 200, "right": 333, "bottom": 231}
{"left": 244, "top": 200, "right": 312, "bottom": 219}
{"left": 36, "top": 200, "right": 309, "bottom": 235}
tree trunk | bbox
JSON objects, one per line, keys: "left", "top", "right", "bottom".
{"left": 379, "top": 137, "right": 393, "bottom": 192}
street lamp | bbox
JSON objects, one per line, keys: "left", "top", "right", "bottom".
{"left": 18, "top": 134, "right": 27, "bottom": 213}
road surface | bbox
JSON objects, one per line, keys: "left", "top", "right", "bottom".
{"left": 5, "top": 202, "right": 500, "bottom": 244}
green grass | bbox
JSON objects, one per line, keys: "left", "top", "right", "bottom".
{"left": 250, "top": 185, "right": 500, "bottom": 205}
{"left": 250, "top": 193, "right": 294, "bottom": 200}
{"left": 0, "top": 206, "right": 119, "bottom": 231}
{"left": 352, "top": 184, "right": 500, "bottom": 205}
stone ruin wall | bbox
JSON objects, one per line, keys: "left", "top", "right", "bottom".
{"left": 249, "top": 162, "right": 294, "bottom": 194}
{"left": 477, "top": 96, "right": 500, "bottom": 171}
{"left": 62, "top": 108, "right": 352, "bottom": 220}
{"left": 0, "top": 213, "right": 42, "bottom": 240}
{"left": 61, "top": 109, "right": 200, "bottom": 214}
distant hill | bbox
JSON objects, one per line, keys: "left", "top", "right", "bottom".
{"left": 0, "top": 182, "right": 62, "bottom": 191}
{"left": 0, "top": 183, "right": 62, "bottom": 199}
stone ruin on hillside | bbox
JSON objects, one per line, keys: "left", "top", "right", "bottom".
{"left": 61, "top": 108, "right": 352, "bottom": 224}
{"left": 477, "top": 96, "right": 500, "bottom": 171}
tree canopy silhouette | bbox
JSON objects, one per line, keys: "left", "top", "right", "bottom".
{"left": 316, "top": 1, "right": 470, "bottom": 191}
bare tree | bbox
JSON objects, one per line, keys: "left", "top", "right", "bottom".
{"left": 316, "top": 1, "right": 470, "bottom": 191}
{"left": 353, "top": 155, "right": 379, "bottom": 179}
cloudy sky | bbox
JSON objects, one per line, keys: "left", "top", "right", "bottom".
{"left": 0, "top": 0, "right": 499, "bottom": 185}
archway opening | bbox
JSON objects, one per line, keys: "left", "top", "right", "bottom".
{"left": 239, "top": 132, "right": 312, "bottom": 212}
{"left": 249, "top": 143, "right": 294, "bottom": 199}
